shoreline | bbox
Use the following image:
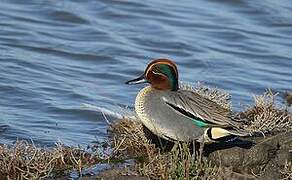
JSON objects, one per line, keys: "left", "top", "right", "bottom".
{"left": 0, "top": 88, "right": 291, "bottom": 179}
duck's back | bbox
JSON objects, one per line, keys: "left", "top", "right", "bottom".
{"left": 135, "top": 86, "right": 204, "bottom": 141}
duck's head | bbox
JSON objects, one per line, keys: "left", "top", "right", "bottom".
{"left": 126, "top": 59, "right": 179, "bottom": 91}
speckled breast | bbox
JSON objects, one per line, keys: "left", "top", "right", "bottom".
{"left": 135, "top": 86, "right": 204, "bottom": 141}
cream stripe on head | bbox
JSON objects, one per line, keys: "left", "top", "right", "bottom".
{"left": 145, "top": 59, "right": 178, "bottom": 79}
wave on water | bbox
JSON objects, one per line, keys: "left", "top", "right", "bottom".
{"left": 81, "top": 103, "right": 137, "bottom": 123}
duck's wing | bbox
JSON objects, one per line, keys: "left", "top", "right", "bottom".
{"left": 162, "top": 90, "right": 242, "bottom": 129}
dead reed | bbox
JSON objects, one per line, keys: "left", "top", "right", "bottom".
{"left": 0, "top": 140, "right": 99, "bottom": 179}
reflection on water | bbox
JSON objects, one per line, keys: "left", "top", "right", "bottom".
{"left": 0, "top": 0, "right": 291, "bottom": 146}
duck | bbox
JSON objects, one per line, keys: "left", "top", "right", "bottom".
{"left": 126, "top": 58, "right": 251, "bottom": 142}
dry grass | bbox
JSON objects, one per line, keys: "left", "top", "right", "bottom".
{"left": 167, "top": 143, "right": 221, "bottom": 180}
{"left": 109, "top": 118, "right": 261, "bottom": 180}
{"left": 109, "top": 119, "right": 226, "bottom": 179}
{"left": 109, "top": 119, "right": 157, "bottom": 159}
{"left": 109, "top": 119, "right": 165, "bottom": 178}
{"left": 0, "top": 140, "right": 99, "bottom": 179}
{"left": 280, "top": 161, "right": 292, "bottom": 180}
{"left": 241, "top": 90, "right": 292, "bottom": 134}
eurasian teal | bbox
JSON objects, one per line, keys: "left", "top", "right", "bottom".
{"left": 126, "top": 59, "right": 250, "bottom": 142}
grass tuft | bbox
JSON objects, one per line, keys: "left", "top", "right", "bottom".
{"left": 241, "top": 90, "right": 292, "bottom": 134}
{"left": 109, "top": 118, "right": 225, "bottom": 179}
{"left": 0, "top": 140, "right": 99, "bottom": 179}
{"left": 109, "top": 119, "right": 157, "bottom": 159}
{"left": 280, "top": 161, "right": 292, "bottom": 180}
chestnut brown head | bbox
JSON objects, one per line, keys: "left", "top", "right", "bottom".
{"left": 126, "top": 59, "right": 179, "bottom": 91}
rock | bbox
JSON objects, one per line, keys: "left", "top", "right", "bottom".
{"left": 94, "top": 169, "right": 147, "bottom": 180}
{"left": 205, "top": 131, "right": 292, "bottom": 179}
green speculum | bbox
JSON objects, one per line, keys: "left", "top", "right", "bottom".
{"left": 192, "top": 119, "right": 208, "bottom": 128}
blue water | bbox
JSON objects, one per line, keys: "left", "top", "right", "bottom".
{"left": 0, "top": 0, "right": 291, "bottom": 146}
